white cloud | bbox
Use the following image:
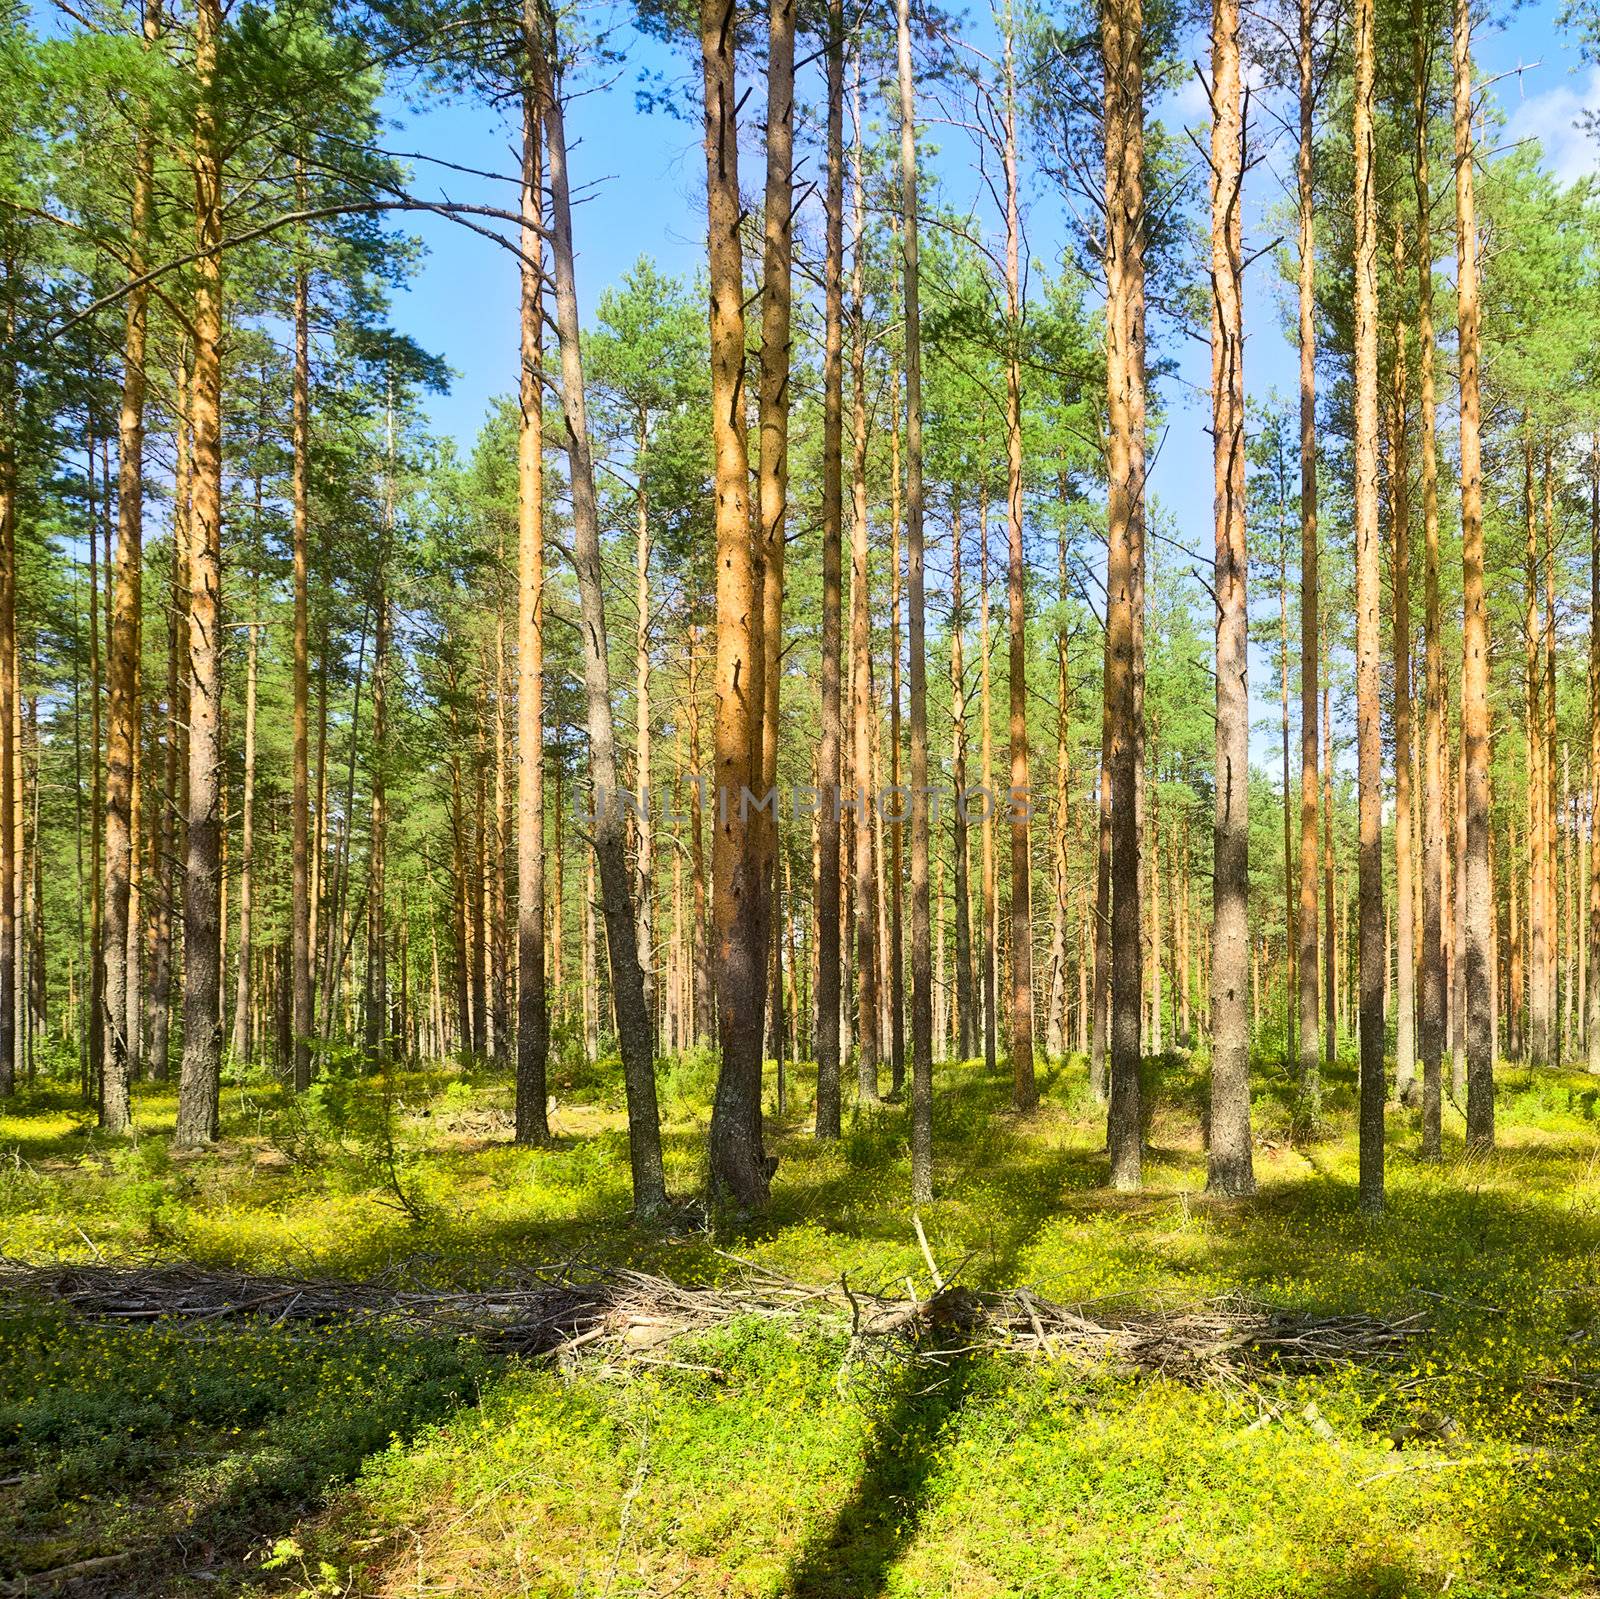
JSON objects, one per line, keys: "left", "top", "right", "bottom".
{"left": 1503, "top": 64, "right": 1600, "bottom": 186}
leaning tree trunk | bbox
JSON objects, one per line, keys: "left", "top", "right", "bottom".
{"left": 1352, "top": 0, "right": 1386, "bottom": 1214}
{"left": 515, "top": 44, "right": 550, "bottom": 1143}
{"left": 1207, "top": 0, "right": 1253, "bottom": 1198}
{"left": 541, "top": 21, "right": 665, "bottom": 1213}
{"left": 175, "top": 0, "right": 225, "bottom": 1148}
{"left": 1454, "top": 0, "right": 1493, "bottom": 1150}
{"left": 898, "top": 0, "right": 935, "bottom": 1204}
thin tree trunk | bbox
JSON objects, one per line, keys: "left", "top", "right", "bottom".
{"left": 1207, "top": 0, "right": 1252, "bottom": 1195}
{"left": 230, "top": 620, "right": 258, "bottom": 1061}
{"left": 898, "top": 0, "right": 934, "bottom": 1203}
{"left": 951, "top": 504, "right": 973, "bottom": 1062}
{"left": 815, "top": 6, "right": 843, "bottom": 1137}
{"left": 1001, "top": 18, "right": 1036, "bottom": 1106}
{"left": 1454, "top": 0, "right": 1493, "bottom": 1148}
{"left": 101, "top": 1, "right": 159, "bottom": 1126}
{"left": 1588, "top": 435, "right": 1600, "bottom": 1072}
{"left": 979, "top": 501, "right": 997, "bottom": 1075}
{"left": 544, "top": 19, "right": 664, "bottom": 1211}
{"left": 889, "top": 358, "right": 906, "bottom": 1094}
{"left": 515, "top": 51, "right": 550, "bottom": 1142}
{"left": 849, "top": 120, "right": 878, "bottom": 1104}
{"left": 1390, "top": 232, "right": 1416, "bottom": 1102}
{"left": 290, "top": 179, "right": 314, "bottom": 1093}
{"left": 175, "top": 0, "right": 226, "bottom": 1147}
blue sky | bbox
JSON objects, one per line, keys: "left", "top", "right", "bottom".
{"left": 386, "top": 0, "right": 1591, "bottom": 479}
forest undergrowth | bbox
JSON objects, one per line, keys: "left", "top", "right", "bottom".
{"left": 3, "top": 1049, "right": 1600, "bottom": 1597}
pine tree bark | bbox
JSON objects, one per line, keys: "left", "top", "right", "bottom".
{"left": 951, "top": 505, "right": 973, "bottom": 1062}
{"left": 1295, "top": 0, "right": 1321, "bottom": 1117}
{"left": 543, "top": 19, "right": 665, "bottom": 1210}
{"left": 700, "top": 0, "right": 769, "bottom": 1206}
{"left": 1352, "top": 0, "right": 1385, "bottom": 1212}
{"left": 815, "top": 2, "right": 845, "bottom": 1137}
{"left": 515, "top": 49, "right": 550, "bottom": 1142}
{"left": 175, "top": 0, "right": 226, "bottom": 1147}
{"left": 1002, "top": 19, "right": 1036, "bottom": 1108}
{"left": 1102, "top": 0, "right": 1145, "bottom": 1188}
{"left": 1588, "top": 435, "right": 1600, "bottom": 1073}
{"left": 229, "top": 620, "right": 258, "bottom": 1061}
{"left": 849, "top": 127, "right": 878, "bottom": 1103}
{"left": 290, "top": 187, "right": 313, "bottom": 1092}
{"left": 100, "top": 52, "right": 154, "bottom": 1127}
{"left": 1415, "top": 2, "right": 1446, "bottom": 1152}
{"left": 898, "top": 0, "right": 935, "bottom": 1203}
{"left": 1390, "top": 233, "right": 1416, "bottom": 1102}
{"left": 1454, "top": 0, "right": 1493, "bottom": 1148}
{"left": 1207, "top": 0, "right": 1253, "bottom": 1196}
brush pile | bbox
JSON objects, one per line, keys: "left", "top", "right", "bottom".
{"left": 0, "top": 1253, "right": 1423, "bottom": 1382}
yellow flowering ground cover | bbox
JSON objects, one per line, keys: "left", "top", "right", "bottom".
{"left": 2, "top": 1050, "right": 1599, "bottom": 1595}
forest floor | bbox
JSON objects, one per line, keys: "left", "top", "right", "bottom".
{"left": 2, "top": 1045, "right": 1600, "bottom": 1597}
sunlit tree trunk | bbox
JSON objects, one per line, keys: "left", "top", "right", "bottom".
{"left": 544, "top": 17, "right": 664, "bottom": 1210}
{"left": 951, "top": 505, "right": 973, "bottom": 1061}
{"left": 814, "top": 8, "right": 844, "bottom": 1138}
{"left": 699, "top": 0, "right": 768, "bottom": 1206}
{"left": 290, "top": 182, "right": 314, "bottom": 1093}
{"left": 888, "top": 354, "right": 906, "bottom": 1094}
{"left": 1525, "top": 437, "right": 1547, "bottom": 1069}
{"left": 979, "top": 502, "right": 996, "bottom": 1075}
{"left": 230, "top": 621, "right": 258, "bottom": 1061}
{"left": 1207, "top": 0, "right": 1253, "bottom": 1196}
{"left": 1001, "top": 18, "right": 1036, "bottom": 1107}
{"left": 898, "top": 0, "right": 934, "bottom": 1202}
{"left": 1390, "top": 231, "right": 1416, "bottom": 1102}
{"left": 175, "top": 0, "right": 226, "bottom": 1147}
{"left": 849, "top": 119, "right": 878, "bottom": 1103}
{"left": 1454, "top": 0, "right": 1493, "bottom": 1148}
{"left": 1352, "top": 0, "right": 1385, "bottom": 1212}
{"left": 1588, "top": 435, "right": 1600, "bottom": 1073}
{"left": 1102, "top": 0, "right": 1145, "bottom": 1187}
{"left": 515, "top": 48, "right": 550, "bottom": 1142}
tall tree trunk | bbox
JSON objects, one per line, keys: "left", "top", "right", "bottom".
{"left": 515, "top": 50, "right": 550, "bottom": 1142}
{"left": 543, "top": 19, "right": 665, "bottom": 1211}
{"left": 1525, "top": 438, "right": 1547, "bottom": 1068}
{"left": 1102, "top": 0, "right": 1146, "bottom": 1188}
{"left": 230, "top": 620, "right": 258, "bottom": 1061}
{"left": 751, "top": 0, "right": 796, "bottom": 1121}
{"left": 175, "top": 0, "right": 225, "bottom": 1147}
{"left": 898, "top": 0, "right": 934, "bottom": 1203}
{"left": 0, "top": 268, "right": 13, "bottom": 1102}
{"left": 979, "top": 502, "right": 997, "bottom": 1075}
{"left": 1390, "top": 231, "right": 1416, "bottom": 1102}
{"left": 815, "top": 3, "right": 844, "bottom": 1137}
{"left": 101, "top": 4, "right": 158, "bottom": 1126}
{"left": 290, "top": 184, "right": 313, "bottom": 1093}
{"left": 1207, "top": 0, "right": 1253, "bottom": 1196}
{"left": 688, "top": 627, "right": 711, "bottom": 1046}
{"left": 1352, "top": 0, "right": 1385, "bottom": 1212}
{"left": 634, "top": 410, "right": 654, "bottom": 1030}
{"left": 1295, "top": 0, "right": 1321, "bottom": 1119}
{"left": 888, "top": 354, "right": 906, "bottom": 1093}
{"left": 951, "top": 505, "right": 973, "bottom": 1062}
{"left": 1588, "top": 435, "right": 1600, "bottom": 1073}
{"left": 849, "top": 124, "right": 878, "bottom": 1104}
{"left": 1454, "top": 0, "right": 1493, "bottom": 1149}
{"left": 1002, "top": 16, "right": 1036, "bottom": 1108}
{"left": 1415, "top": 0, "right": 1445, "bottom": 1152}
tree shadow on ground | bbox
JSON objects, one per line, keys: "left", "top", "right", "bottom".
{"left": 780, "top": 1354, "right": 975, "bottom": 1599}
